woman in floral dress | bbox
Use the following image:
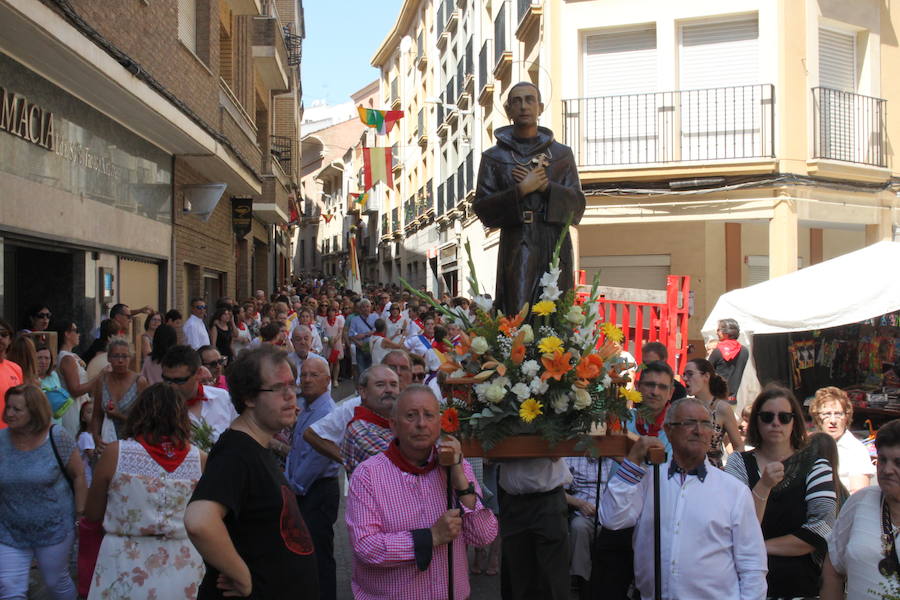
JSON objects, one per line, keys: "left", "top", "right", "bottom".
{"left": 84, "top": 383, "right": 206, "bottom": 599}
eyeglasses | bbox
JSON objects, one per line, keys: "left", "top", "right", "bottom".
{"left": 203, "top": 358, "right": 227, "bottom": 368}
{"left": 682, "top": 370, "right": 698, "bottom": 378}
{"left": 818, "top": 411, "right": 845, "bottom": 419}
{"left": 758, "top": 411, "right": 794, "bottom": 425}
{"left": 412, "top": 373, "right": 426, "bottom": 381}
{"left": 257, "top": 383, "right": 299, "bottom": 396}
{"left": 108, "top": 354, "right": 130, "bottom": 360}
{"left": 669, "top": 419, "right": 716, "bottom": 430}
{"left": 35, "top": 312, "right": 52, "bottom": 319}
{"left": 638, "top": 381, "right": 670, "bottom": 391}
{"left": 193, "top": 305, "right": 207, "bottom": 310}
{"left": 162, "top": 374, "right": 193, "bottom": 385}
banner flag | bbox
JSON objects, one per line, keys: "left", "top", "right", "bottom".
{"left": 357, "top": 106, "right": 404, "bottom": 135}
{"left": 363, "top": 147, "right": 394, "bottom": 189}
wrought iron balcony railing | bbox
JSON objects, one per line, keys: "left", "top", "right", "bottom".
{"left": 812, "top": 87, "right": 886, "bottom": 168}
{"left": 563, "top": 84, "right": 775, "bottom": 167}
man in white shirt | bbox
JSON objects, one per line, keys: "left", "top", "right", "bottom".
{"left": 183, "top": 297, "right": 210, "bottom": 350}
{"left": 160, "top": 345, "right": 237, "bottom": 444}
{"left": 599, "top": 397, "right": 767, "bottom": 600}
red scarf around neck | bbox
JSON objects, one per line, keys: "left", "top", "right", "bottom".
{"left": 385, "top": 438, "right": 437, "bottom": 475}
{"left": 327, "top": 316, "right": 337, "bottom": 327}
{"left": 389, "top": 314, "right": 402, "bottom": 323}
{"left": 350, "top": 405, "right": 390, "bottom": 428}
{"left": 186, "top": 383, "right": 207, "bottom": 407}
{"left": 717, "top": 339, "right": 743, "bottom": 361}
{"left": 135, "top": 435, "right": 190, "bottom": 472}
{"left": 636, "top": 406, "right": 667, "bottom": 437}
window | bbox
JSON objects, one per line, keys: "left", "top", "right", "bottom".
{"left": 178, "top": 0, "right": 197, "bottom": 52}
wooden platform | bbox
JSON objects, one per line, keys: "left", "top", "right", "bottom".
{"left": 460, "top": 434, "right": 633, "bottom": 458}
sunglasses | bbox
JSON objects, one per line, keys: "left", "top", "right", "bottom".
{"left": 193, "top": 305, "right": 207, "bottom": 310}
{"left": 162, "top": 374, "right": 193, "bottom": 385}
{"left": 412, "top": 373, "right": 426, "bottom": 381}
{"left": 758, "top": 411, "right": 794, "bottom": 425}
{"left": 203, "top": 358, "right": 227, "bottom": 367}
{"left": 35, "top": 312, "right": 52, "bottom": 319}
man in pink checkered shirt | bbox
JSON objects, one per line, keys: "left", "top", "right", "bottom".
{"left": 346, "top": 385, "right": 498, "bottom": 599}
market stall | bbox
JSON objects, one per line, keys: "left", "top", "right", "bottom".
{"left": 701, "top": 241, "right": 900, "bottom": 428}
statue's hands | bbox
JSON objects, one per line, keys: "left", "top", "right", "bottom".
{"left": 517, "top": 166, "right": 549, "bottom": 195}
{"left": 511, "top": 165, "right": 529, "bottom": 183}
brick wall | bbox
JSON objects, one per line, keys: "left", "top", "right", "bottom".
{"left": 173, "top": 158, "right": 236, "bottom": 311}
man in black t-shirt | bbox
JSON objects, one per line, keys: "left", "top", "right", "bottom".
{"left": 185, "top": 344, "right": 319, "bottom": 599}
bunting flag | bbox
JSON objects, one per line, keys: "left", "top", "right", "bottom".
{"left": 347, "top": 236, "right": 362, "bottom": 293}
{"left": 349, "top": 192, "right": 369, "bottom": 211}
{"left": 357, "top": 106, "right": 404, "bottom": 135}
{"left": 322, "top": 213, "right": 335, "bottom": 223}
{"left": 288, "top": 196, "right": 300, "bottom": 225}
{"left": 363, "top": 147, "right": 394, "bottom": 190}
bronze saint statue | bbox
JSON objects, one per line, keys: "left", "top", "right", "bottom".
{"left": 473, "top": 82, "right": 585, "bottom": 315}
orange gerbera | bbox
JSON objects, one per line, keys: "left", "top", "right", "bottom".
{"left": 441, "top": 407, "right": 460, "bottom": 433}
{"left": 575, "top": 356, "right": 600, "bottom": 380}
{"left": 510, "top": 330, "right": 526, "bottom": 365}
{"left": 540, "top": 350, "right": 573, "bottom": 381}
{"left": 454, "top": 331, "right": 471, "bottom": 355}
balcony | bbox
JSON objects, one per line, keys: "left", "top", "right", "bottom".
{"left": 515, "top": 0, "right": 542, "bottom": 41}
{"left": 445, "top": 9, "right": 460, "bottom": 34}
{"left": 283, "top": 23, "right": 302, "bottom": 67}
{"left": 478, "top": 40, "right": 494, "bottom": 106}
{"left": 252, "top": 8, "right": 290, "bottom": 91}
{"left": 417, "top": 108, "right": 428, "bottom": 149}
{"left": 223, "top": 0, "right": 262, "bottom": 15}
{"left": 415, "top": 31, "right": 428, "bottom": 72}
{"left": 390, "top": 79, "right": 400, "bottom": 110}
{"left": 270, "top": 135, "right": 292, "bottom": 175}
{"left": 563, "top": 84, "right": 775, "bottom": 168}
{"left": 812, "top": 87, "right": 886, "bottom": 168}
{"left": 493, "top": 8, "right": 511, "bottom": 79}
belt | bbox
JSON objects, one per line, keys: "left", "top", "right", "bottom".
{"left": 503, "top": 485, "right": 563, "bottom": 499}
{"left": 522, "top": 210, "right": 545, "bottom": 224}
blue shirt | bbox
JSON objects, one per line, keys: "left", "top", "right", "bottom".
{"left": 347, "top": 313, "right": 378, "bottom": 345}
{"left": 0, "top": 429, "right": 75, "bottom": 548}
{"left": 286, "top": 392, "right": 340, "bottom": 495}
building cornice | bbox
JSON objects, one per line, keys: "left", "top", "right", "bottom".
{"left": 371, "top": 0, "right": 421, "bottom": 67}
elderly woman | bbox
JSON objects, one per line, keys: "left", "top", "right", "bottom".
{"left": 85, "top": 383, "right": 206, "bottom": 599}
{"left": 0, "top": 384, "right": 86, "bottom": 599}
{"left": 725, "top": 385, "right": 838, "bottom": 599}
{"left": 90, "top": 338, "right": 148, "bottom": 448}
{"left": 810, "top": 386, "right": 875, "bottom": 494}
{"left": 820, "top": 418, "right": 900, "bottom": 599}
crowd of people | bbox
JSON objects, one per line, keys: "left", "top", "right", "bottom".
{"left": 0, "top": 280, "right": 888, "bottom": 599}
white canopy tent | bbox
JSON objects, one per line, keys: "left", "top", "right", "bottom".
{"left": 701, "top": 241, "right": 900, "bottom": 410}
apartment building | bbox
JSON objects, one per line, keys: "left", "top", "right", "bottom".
{"left": 369, "top": 0, "right": 898, "bottom": 348}
{"left": 0, "top": 0, "right": 304, "bottom": 331}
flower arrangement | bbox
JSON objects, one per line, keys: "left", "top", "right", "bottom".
{"left": 403, "top": 221, "right": 639, "bottom": 450}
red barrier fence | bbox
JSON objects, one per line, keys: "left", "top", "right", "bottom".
{"left": 577, "top": 274, "right": 691, "bottom": 374}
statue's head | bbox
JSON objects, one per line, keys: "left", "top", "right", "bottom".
{"left": 504, "top": 81, "right": 544, "bottom": 127}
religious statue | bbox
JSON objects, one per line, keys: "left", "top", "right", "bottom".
{"left": 473, "top": 81, "right": 585, "bottom": 316}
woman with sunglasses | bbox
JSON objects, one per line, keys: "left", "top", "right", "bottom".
{"left": 21, "top": 304, "right": 52, "bottom": 334}
{"left": 725, "top": 385, "right": 838, "bottom": 599}
{"left": 682, "top": 358, "right": 744, "bottom": 467}
{"left": 820, "top": 419, "right": 899, "bottom": 599}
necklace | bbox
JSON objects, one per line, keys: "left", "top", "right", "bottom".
{"left": 511, "top": 148, "right": 553, "bottom": 167}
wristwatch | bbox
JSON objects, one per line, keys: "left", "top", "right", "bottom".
{"left": 454, "top": 482, "right": 476, "bottom": 499}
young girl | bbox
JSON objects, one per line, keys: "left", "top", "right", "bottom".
{"left": 77, "top": 401, "right": 96, "bottom": 486}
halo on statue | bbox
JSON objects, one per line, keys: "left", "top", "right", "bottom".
{"left": 492, "top": 60, "right": 554, "bottom": 118}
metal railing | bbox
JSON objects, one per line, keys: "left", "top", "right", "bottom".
{"left": 381, "top": 214, "right": 389, "bottom": 236}
{"left": 391, "top": 207, "right": 399, "bottom": 232}
{"left": 456, "top": 163, "right": 465, "bottom": 203}
{"left": 270, "top": 135, "right": 292, "bottom": 172}
{"left": 812, "top": 87, "right": 886, "bottom": 167}
{"left": 465, "top": 152, "right": 474, "bottom": 193}
{"left": 562, "top": 84, "right": 774, "bottom": 167}
{"left": 282, "top": 24, "right": 302, "bottom": 66}
{"left": 426, "top": 179, "right": 433, "bottom": 212}
{"left": 478, "top": 40, "right": 490, "bottom": 91}
{"left": 437, "top": 183, "right": 445, "bottom": 215}
{"left": 446, "top": 173, "right": 456, "bottom": 208}
{"left": 494, "top": 7, "right": 506, "bottom": 65}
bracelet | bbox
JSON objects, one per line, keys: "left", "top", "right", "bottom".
{"left": 752, "top": 489, "right": 768, "bottom": 502}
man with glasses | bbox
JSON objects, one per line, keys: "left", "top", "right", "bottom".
{"left": 592, "top": 360, "right": 675, "bottom": 598}
{"left": 286, "top": 356, "right": 340, "bottom": 600}
{"left": 600, "top": 397, "right": 766, "bottom": 600}
{"left": 161, "top": 345, "right": 236, "bottom": 444}
{"left": 198, "top": 345, "right": 228, "bottom": 389}
{"left": 184, "top": 297, "right": 210, "bottom": 350}
{"left": 185, "top": 345, "right": 319, "bottom": 599}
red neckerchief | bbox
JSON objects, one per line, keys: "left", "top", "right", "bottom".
{"left": 433, "top": 340, "right": 450, "bottom": 353}
{"left": 135, "top": 435, "right": 189, "bottom": 473}
{"left": 384, "top": 438, "right": 437, "bottom": 475}
{"left": 636, "top": 407, "right": 667, "bottom": 437}
{"left": 237, "top": 322, "right": 247, "bottom": 331}
{"left": 414, "top": 319, "right": 424, "bottom": 329}
{"left": 389, "top": 314, "right": 402, "bottom": 323}
{"left": 186, "top": 383, "right": 207, "bottom": 407}
{"left": 350, "top": 405, "right": 390, "bottom": 428}
{"left": 327, "top": 316, "right": 337, "bottom": 327}
{"left": 372, "top": 331, "right": 386, "bottom": 338}
{"left": 717, "top": 339, "right": 743, "bottom": 361}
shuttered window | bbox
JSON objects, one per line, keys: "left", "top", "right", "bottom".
{"left": 178, "top": 0, "right": 197, "bottom": 52}
{"left": 819, "top": 28, "right": 856, "bottom": 91}
{"left": 679, "top": 18, "right": 762, "bottom": 160}
{"left": 581, "top": 28, "right": 657, "bottom": 164}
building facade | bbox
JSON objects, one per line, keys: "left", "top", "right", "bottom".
{"left": 368, "top": 0, "right": 899, "bottom": 349}
{"left": 0, "top": 0, "right": 304, "bottom": 334}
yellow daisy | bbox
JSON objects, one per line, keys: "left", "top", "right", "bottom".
{"left": 537, "top": 336, "right": 564, "bottom": 355}
{"left": 601, "top": 322, "right": 624, "bottom": 343}
{"left": 532, "top": 300, "right": 557, "bottom": 317}
{"left": 519, "top": 398, "right": 543, "bottom": 423}
{"left": 619, "top": 387, "right": 642, "bottom": 404}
